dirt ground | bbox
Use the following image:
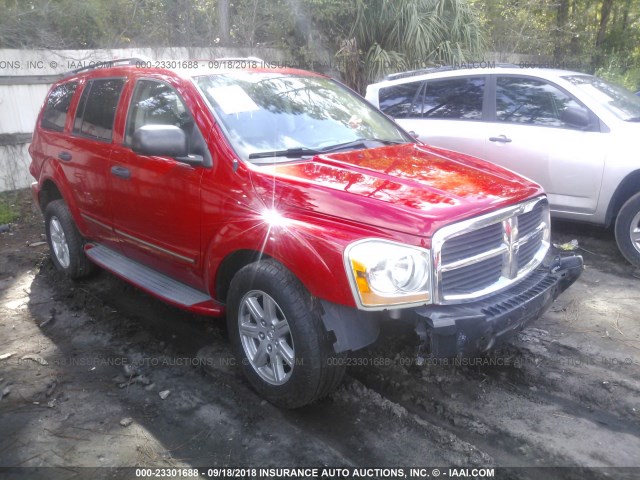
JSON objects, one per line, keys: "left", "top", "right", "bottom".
{"left": 0, "top": 188, "right": 639, "bottom": 480}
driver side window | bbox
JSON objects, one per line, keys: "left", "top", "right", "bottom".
{"left": 125, "top": 80, "right": 191, "bottom": 145}
{"left": 496, "top": 76, "right": 585, "bottom": 129}
{"left": 125, "top": 80, "right": 210, "bottom": 161}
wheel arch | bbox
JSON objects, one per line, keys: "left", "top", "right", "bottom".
{"left": 35, "top": 160, "right": 89, "bottom": 237}
{"left": 207, "top": 218, "right": 359, "bottom": 309}
{"left": 605, "top": 169, "right": 640, "bottom": 227}
{"left": 215, "top": 249, "right": 273, "bottom": 303}
{"left": 213, "top": 242, "right": 352, "bottom": 307}
{"left": 39, "top": 179, "right": 64, "bottom": 212}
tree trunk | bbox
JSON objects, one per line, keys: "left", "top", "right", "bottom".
{"left": 596, "top": 0, "right": 613, "bottom": 48}
{"left": 622, "top": 0, "right": 632, "bottom": 31}
{"left": 554, "top": 0, "right": 569, "bottom": 61}
{"left": 218, "top": 0, "right": 230, "bottom": 44}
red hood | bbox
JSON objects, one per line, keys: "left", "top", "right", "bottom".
{"left": 249, "top": 143, "right": 543, "bottom": 239}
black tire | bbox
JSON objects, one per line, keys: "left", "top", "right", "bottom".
{"left": 44, "top": 200, "right": 96, "bottom": 279}
{"left": 226, "top": 260, "right": 346, "bottom": 408}
{"left": 615, "top": 192, "right": 640, "bottom": 268}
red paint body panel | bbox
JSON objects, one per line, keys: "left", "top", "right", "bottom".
{"left": 252, "top": 143, "right": 542, "bottom": 241}
{"left": 29, "top": 65, "right": 546, "bottom": 315}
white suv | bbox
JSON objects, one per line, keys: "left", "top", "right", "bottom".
{"left": 366, "top": 67, "right": 640, "bottom": 267}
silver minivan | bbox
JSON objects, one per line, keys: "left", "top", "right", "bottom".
{"left": 366, "top": 67, "right": 640, "bottom": 268}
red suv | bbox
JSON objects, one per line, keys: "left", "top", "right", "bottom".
{"left": 29, "top": 59, "right": 582, "bottom": 408}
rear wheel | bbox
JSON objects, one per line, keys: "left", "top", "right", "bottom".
{"left": 227, "top": 260, "right": 345, "bottom": 408}
{"left": 44, "top": 200, "right": 96, "bottom": 279}
{"left": 615, "top": 192, "right": 640, "bottom": 268}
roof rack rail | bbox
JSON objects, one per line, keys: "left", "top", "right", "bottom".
{"left": 385, "top": 66, "right": 454, "bottom": 81}
{"left": 213, "top": 56, "right": 264, "bottom": 63}
{"left": 384, "top": 63, "right": 518, "bottom": 81}
{"left": 64, "top": 58, "right": 147, "bottom": 77}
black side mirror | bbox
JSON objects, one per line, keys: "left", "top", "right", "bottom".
{"left": 132, "top": 125, "right": 188, "bottom": 157}
{"left": 132, "top": 125, "right": 204, "bottom": 166}
{"left": 560, "top": 106, "right": 591, "bottom": 129}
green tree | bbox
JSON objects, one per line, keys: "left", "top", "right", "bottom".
{"left": 335, "top": 0, "right": 485, "bottom": 92}
{"left": 0, "top": 0, "right": 487, "bottom": 92}
{"left": 473, "top": 0, "right": 640, "bottom": 88}
{"left": 0, "top": 0, "right": 106, "bottom": 48}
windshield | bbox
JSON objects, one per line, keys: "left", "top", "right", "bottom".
{"left": 563, "top": 75, "right": 640, "bottom": 121}
{"left": 193, "top": 72, "right": 412, "bottom": 162}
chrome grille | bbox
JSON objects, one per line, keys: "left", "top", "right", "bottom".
{"left": 517, "top": 229, "right": 544, "bottom": 266}
{"left": 441, "top": 223, "right": 503, "bottom": 264}
{"left": 440, "top": 256, "right": 503, "bottom": 295}
{"left": 518, "top": 203, "right": 545, "bottom": 236}
{"left": 432, "top": 197, "right": 550, "bottom": 304}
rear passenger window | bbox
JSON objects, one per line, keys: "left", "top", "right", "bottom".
{"left": 40, "top": 82, "right": 77, "bottom": 131}
{"left": 417, "top": 77, "right": 485, "bottom": 120}
{"left": 379, "top": 77, "right": 485, "bottom": 120}
{"left": 73, "top": 78, "right": 125, "bottom": 141}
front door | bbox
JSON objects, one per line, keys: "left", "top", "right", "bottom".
{"left": 485, "top": 75, "right": 608, "bottom": 214}
{"left": 109, "top": 79, "right": 205, "bottom": 287}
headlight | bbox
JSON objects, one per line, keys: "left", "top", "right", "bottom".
{"left": 344, "top": 239, "right": 432, "bottom": 309}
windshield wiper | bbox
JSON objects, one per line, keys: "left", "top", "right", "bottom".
{"left": 248, "top": 138, "right": 407, "bottom": 160}
{"left": 625, "top": 116, "right": 640, "bottom": 122}
{"left": 248, "top": 147, "right": 322, "bottom": 160}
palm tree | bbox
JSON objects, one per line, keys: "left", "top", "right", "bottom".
{"left": 337, "top": 0, "right": 485, "bottom": 93}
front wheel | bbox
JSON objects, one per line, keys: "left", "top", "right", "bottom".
{"left": 226, "top": 260, "right": 345, "bottom": 408}
{"left": 615, "top": 192, "right": 640, "bottom": 268}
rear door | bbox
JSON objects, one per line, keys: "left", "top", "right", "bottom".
{"left": 65, "top": 77, "right": 126, "bottom": 245}
{"left": 379, "top": 75, "right": 491, "bottom": 158}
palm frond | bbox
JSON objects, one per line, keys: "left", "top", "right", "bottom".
{"left": 341, "top": 0, "right": 485, "bottom": 91}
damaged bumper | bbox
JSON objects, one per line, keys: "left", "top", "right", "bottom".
{"left": 321, "top": 254, "right": 583, "bottom": 356}
{"left": 414, "top": 254, "right": 584, "bottom": 358}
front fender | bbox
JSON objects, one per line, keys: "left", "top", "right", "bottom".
{"left": 205, "top": 212, "right": 408, "bottom": 308}
{"left": 204, "top": 214, "right": 362, "bottom": 308}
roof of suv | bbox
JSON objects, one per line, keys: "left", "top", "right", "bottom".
{"left": 371, "top": 66, "right": 589, "bottom": 89}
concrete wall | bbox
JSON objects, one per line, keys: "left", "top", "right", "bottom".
{"left": 0, "top": 143, "right": 32, "bottom": 192}
{"left": 0, "top": 47, "right": 286, "bottom": 192}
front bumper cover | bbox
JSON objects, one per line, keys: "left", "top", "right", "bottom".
{"left": 414, "top": 254, "right": 584, "bottom": 358}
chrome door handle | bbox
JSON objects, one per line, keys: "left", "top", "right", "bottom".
{"left": 110, "top": 165, "right": 131, "bottom": 179}
{"left": 489, "top": 135, "right": 512, "bottom": 143}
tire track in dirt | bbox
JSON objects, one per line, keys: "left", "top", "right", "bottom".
{"left": 1, "top": 263, "right": 495, "bottom": 470}
{"left": 2, "top": 200, "right": 639, "bottom": 475}
{"left": 345, "top": 269, "right": 640, "bottom": 476}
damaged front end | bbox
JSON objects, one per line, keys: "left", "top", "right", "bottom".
{"left": 414, "top": 254, "right": 583, "bottom": 358}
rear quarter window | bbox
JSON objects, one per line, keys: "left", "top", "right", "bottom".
{"left": 419, "top": 77, "right": 485, "bottom": 120}
{"left": 40, "top": 82, "right": 78, "bottom": 132}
